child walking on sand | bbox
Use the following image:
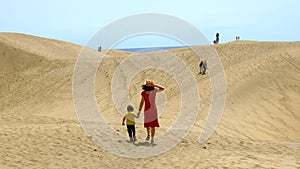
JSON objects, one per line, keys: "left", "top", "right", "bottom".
{"left": 122, "top": 105, "right": 138, "bottom": 142}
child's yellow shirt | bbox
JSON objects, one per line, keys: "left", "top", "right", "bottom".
{"left": 125, "top": 111, "right": 135, "bottom": 125}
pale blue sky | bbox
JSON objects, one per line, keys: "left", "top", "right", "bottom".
{"left": 0, "top": 0, "right": 299, "bottom": 48}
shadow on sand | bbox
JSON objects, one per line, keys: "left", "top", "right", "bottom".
{"left": 125, "top": 140, "right": 157, "bottom": 147}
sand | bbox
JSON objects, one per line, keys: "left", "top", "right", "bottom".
{"left": 0, "top": 33, "right": 299, "bottom": 168}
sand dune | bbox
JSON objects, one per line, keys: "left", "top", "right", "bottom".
{"left": 0, "top": 33, "right": 299, "bottom": 168}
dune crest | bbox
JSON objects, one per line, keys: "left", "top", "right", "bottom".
{"left": 0, "top": 33, "right": 299, "bottom": 168}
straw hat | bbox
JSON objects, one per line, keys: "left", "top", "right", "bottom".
{"left": 144, "top": 80, "right": 154, "bottom": 87}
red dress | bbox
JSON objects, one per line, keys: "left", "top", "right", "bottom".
{"left": 141, "top": 89, "right": 160, "bottom": 128}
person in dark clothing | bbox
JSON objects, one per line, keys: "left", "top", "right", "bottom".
{"left": 199, "top": 61, "right": 204, "bottom": 74}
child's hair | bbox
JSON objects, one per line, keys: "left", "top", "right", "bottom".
{"left": 127, "top": 105, "right": 134, "bottom": 112}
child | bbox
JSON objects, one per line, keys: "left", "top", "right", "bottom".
{"left": 122, "top": 105, "right": 138, "bottom": 142}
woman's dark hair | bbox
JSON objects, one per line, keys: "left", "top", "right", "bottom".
{"left": 142, "top": 85, "right": 154, "bottom": 91}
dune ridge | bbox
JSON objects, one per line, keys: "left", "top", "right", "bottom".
{"left": 0, "top": 33, "right": 299, "bottom": 168}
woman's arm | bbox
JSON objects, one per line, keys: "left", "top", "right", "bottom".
{"left": 154, "top": 84, "right": 165, "bottom": 92}
{"left": 137, "top": 97, "right": 144, "bottom": 118}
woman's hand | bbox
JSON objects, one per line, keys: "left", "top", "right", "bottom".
{"left": 154, "top": 84, "right": 165, "bottom": 91}
{"left": 136, "top": 111, "right": 141, "bottom": 118}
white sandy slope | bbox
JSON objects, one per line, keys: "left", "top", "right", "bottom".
{"left": 0, "top": 33, "right": 299, "bottom": 168}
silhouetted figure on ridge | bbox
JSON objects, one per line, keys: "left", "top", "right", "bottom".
{"left": 98, "top": 45, "right": 102, "bottom": 52}
{"left": 213, "top": 33, "right": 220, "bottom": 44}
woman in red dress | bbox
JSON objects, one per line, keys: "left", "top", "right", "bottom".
{"left": 137, "top": 80, "right": 165, "bottom": 144}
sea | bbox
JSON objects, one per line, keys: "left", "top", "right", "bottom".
{"left": 115, "top": 46, "right": 187, "bottom": 52}
{"left": 113, "top": 42, "right": 299, "bottom": 53}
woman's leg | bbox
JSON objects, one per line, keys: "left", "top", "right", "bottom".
{"left": 150, "top": 127, "right": 155, "bottom": 143}
{"left": 147, "top": 127, "right": 150, "bottom": 136}
{"left": 151, "top": 127, "right": 155, "bottom": 137}
{"left": 146, "top": 127, "right": 150, "bottom": 140}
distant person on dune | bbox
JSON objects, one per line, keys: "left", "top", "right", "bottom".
{"left": 214, "top": 33, "right": 220, "bottom": 44}
{"left": 199, "top": 60, "right": 204, "bottom": 74}
{"left": 203, "top": 60, "right": 207, "bottom": 74}
{"left": 137, "top": 80, "right": 165, "bottom": 144}
{"left": 98, "top": 45, "right": 102, "bottom": 52}
{"left": 122, "top": 105, "right": 138, "bottom": 142}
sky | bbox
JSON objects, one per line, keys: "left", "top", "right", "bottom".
{"left": 0, "top": 0, "right": 299, "bottom": 48}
